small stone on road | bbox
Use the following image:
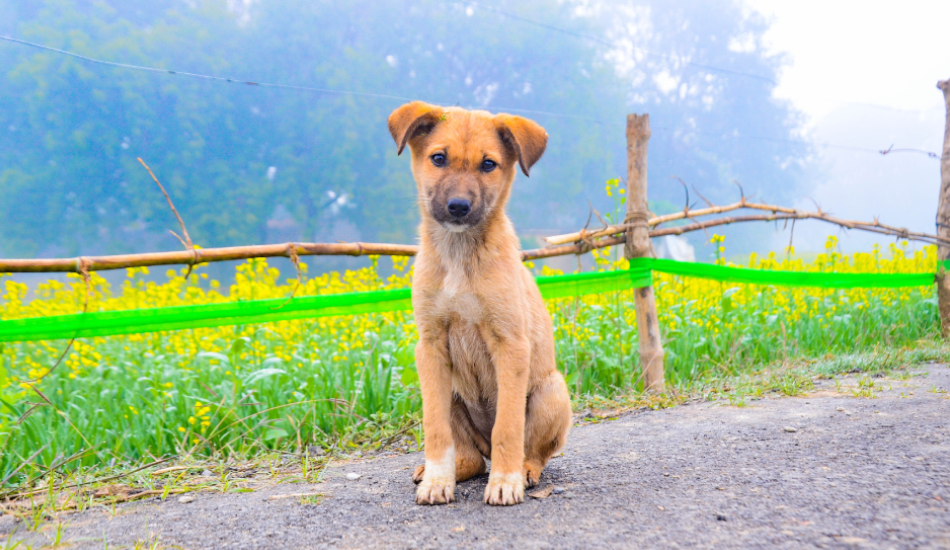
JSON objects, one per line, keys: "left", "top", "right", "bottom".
{"left": 527, "top": 486, "right": 555, "bottom": 499}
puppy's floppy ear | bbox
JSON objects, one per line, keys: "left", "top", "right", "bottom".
{"left": 494, "top": 114, "right": 548, "bottom": 177}
{"left": 388, "top": 101, "right": 445, "bottom": 156}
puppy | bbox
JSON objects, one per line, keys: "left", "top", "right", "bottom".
{"left": 387, "top": 102, "right": 572, "bottom": 506}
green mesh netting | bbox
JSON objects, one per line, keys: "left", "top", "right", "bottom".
{"left": 642, "top": 258, "right": 938, "bottom": 289}
{"left": 0, "top": 258, "right": 938, "bottom": 342}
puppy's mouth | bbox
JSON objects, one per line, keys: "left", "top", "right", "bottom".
{"left": 442, "top": 220, "right": 470, "bottom": 233}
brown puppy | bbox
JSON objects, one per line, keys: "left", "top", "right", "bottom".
{"left": 387, "top": 102, "right": 572, "bottom": 506}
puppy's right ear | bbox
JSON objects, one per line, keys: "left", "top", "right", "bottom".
{"left": 388, "top": 102, "right": 444, "bottom": 155}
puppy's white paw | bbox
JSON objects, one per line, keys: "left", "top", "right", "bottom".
{"left": 416, "top": 477, "right": 455, "bottom": 505}
{"left": 483, "top": 472, "right": 524, "bottom": 506}
{"left": 415, "top": 450, "right": 455, "bottom": 505}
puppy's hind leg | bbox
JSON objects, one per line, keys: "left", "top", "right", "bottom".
{"left": 523, "top": 370, "right": 572, "bottom": 487}
{"left": 413, "top": 395, "right": 488, "bottom": 484}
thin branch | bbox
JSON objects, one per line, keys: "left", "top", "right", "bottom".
{"left": 588, "top": 201, "right": 611, "bottom": 230}
{"left": 522, "top": 212, "right": 944, "bottom": 260}
{"left": 137, "top": 158, "right": 193, "bottom": 249}
{"left": 671, "top": 176, "right": 690, "bottom": 214}
{"left": 24, "top": 260, "right": 91, "bottom": 384}
{"left": 731, "top": 180, "right": 746, "bottom": 202}
{"left": 787, "top": 218, "right": 796, "bottom": 255}
{"left": 544, "top": 200, "right": 946, "bottom": 247}
{"left": 0, "top": 443, "right": 50, "bottom": 487}
{"left": 138, "top": 158, "right": 200, "bottom": 277}
{"left": 692, "top": 185, "right": 715, "bottom": 208}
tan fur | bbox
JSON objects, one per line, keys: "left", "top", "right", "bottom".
{"left": 388, "top": 102, "right": 572, "bottom": 506}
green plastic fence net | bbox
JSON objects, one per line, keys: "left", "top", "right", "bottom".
{"left": 645, "top": 258, "right": 938, "bottom": 289}
{"left": 0, "top": 258, "right": 939, "bottom": 342}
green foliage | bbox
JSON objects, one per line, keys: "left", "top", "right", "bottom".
{"left": 0, "top": 268, "right": 938, "bottom": 485}
{"left": 0, "top": 0, "right": 803, "bottom": 257}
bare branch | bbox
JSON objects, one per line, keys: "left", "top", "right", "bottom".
{"left": 731, "top": 180, "right": 746, "bottom": 204}
{"left": 138, "top": 158, "right": 193, "bottom": 249}
{"left": 544, "top": 199, "right": 946, "bottom": 247}
{"left": 1, "top": 196, "right": 945, "bottom": 275}
{"left": 787, "top": 219, "right": 796, "bottom": 256}
{"left": 692, "top": 185, "right": 715, "bottom": 208}
{"left": 0, "top": 241, "right": 420, "bottom": 274}
{"left": 671, "top": 176, "right": 690, "bottom": 214}
{"left": 138, "top": 158, "right": 200, "bottom": 277}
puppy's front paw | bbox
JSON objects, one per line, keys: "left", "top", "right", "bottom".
{"left": 415, "top": 476, "right": 455, "bottom": 505}
{"left": 483, "top": 473, "right": 524, "bottom": 506}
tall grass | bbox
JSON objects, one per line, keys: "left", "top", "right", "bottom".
{"left": 0, "top": 232, "right": 939, "bottom": 486}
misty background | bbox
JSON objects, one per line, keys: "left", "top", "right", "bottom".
{"left": 0, "top": 0, "right": 945, "bottom": 275}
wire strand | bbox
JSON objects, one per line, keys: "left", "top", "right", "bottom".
{"left": 0, "top": 34, "right": 941, "bottom": 160}
{"left": 0, "top": 35, "right": 421, "bottom": 102}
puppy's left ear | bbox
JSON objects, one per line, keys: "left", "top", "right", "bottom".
{"left": 388, "top": 101, "right": 445, "bottom": 156}
{"left": 494, "top": 114, "right": 548, "bottom": 177}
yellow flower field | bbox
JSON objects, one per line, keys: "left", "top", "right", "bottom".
{"left": 0, "top": 236, "right": 939, "bottom": 481}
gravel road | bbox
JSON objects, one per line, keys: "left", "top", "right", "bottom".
{"left": 6, "top": 364, "right": 950, "bottom": 549}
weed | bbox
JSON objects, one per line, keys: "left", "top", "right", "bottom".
{"left": 298, "top": 494, "right": 324, "bottom": 505}
{"left": 727, "top": 390, "right": 747, "bottom": 407}
{"left": 2, "top": 525, "right": 26, "bottom": 550}
{"left": 771, "top": 373, "right": 814, "bottom": 397}
{"left": 852, "top": 377, "right": 877, "bottom": 398}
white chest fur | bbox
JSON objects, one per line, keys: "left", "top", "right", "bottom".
{"left": 434, "top": 264, "right": 485, "bottom": 325}
{"left": 442, "top": 264, "right": 466, "bottom": 298}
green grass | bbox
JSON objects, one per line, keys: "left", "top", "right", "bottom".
{"left": 0, "top": 263, "right": 942, "bottom": 497}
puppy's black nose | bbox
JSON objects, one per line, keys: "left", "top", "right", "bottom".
{"left": 447, "top": 198, "right": 471, "bottom": 218}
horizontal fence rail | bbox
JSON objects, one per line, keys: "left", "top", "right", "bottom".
{"left": 2, "top": 212, "right": 937, "bottom": 274}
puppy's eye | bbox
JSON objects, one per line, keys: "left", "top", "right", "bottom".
{"left": 481, "top": 159, "right": 497, "bottom": 173}
{"left": 430, "top": 153, "right": 446, "bottom": 167}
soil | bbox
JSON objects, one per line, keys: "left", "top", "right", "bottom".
{"left": 5, "top": 364, "right": 950, "bottom": 549}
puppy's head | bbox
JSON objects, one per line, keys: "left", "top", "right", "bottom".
{"left": 388, "top": 102, "right": 547, "bottom": 232}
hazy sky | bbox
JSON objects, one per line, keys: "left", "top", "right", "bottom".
{"left": 742, "top": 0, "right": 949, "bottom": 252}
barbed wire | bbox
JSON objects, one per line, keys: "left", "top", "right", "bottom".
{"left": 0, "top": 34, "right": 942, "bottom": 160}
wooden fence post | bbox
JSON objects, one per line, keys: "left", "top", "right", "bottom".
{"left": 625, "top": 113, "right": 665, "bottom": 391}
{"left": 937, "top": 78, "right": 950, "bottom": 337}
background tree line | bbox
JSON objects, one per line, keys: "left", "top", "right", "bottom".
{"left": 0, "top": 0, "right": 806, "bottom": 262}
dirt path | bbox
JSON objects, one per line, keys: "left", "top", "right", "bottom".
{"left": 6, "top": 364, "right": 950, "bottom": 549}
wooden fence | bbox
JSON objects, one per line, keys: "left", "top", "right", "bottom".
{"left": 2, "top": 77, "right": 949, "bottom": 387}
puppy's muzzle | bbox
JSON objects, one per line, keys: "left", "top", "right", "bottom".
{"left": 447, "top": 198, "right": 471, "bottom": 219}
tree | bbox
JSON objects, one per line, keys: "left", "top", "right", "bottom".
{"left": 0, "top": 0, "right": 804, "bottom": 258}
